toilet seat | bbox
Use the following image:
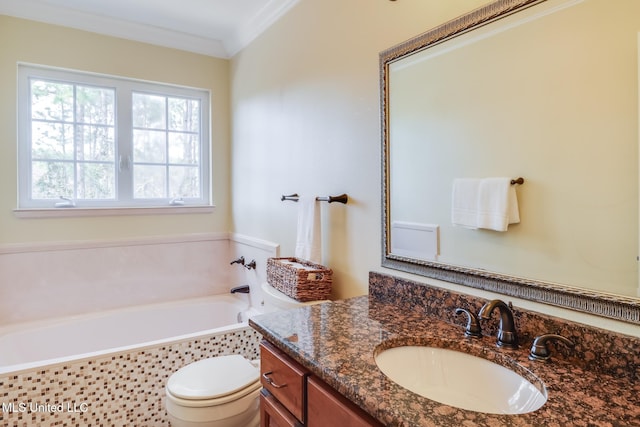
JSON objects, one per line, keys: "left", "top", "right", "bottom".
{"left": 165, "top": 381, "right": 261, "bottom": 426}
{"left": 166, "top": 380, "right": 262, "bottom": 407}
{"left": 167, "top": 355, "right": 260, "bottom": 407}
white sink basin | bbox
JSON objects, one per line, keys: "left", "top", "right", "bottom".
{"left": 375, "top": 346, "right": 547, "bottom": 414}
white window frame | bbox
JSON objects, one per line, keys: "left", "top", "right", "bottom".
{"left": 16, "top": 64, "right": 212, "bottom": 214}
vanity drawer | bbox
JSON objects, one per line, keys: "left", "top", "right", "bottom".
{"left": 260, "top": 390, "right": 303, "bottom": 427}
{"left": 260, "top": 341, "right": 309, "bottom": 422}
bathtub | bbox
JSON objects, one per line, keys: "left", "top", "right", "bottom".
{"left": 0, "top": 294, "right": 263, "bottom": 427}
{"left": 0, "top": 293, "right": 255, "bottom": 373}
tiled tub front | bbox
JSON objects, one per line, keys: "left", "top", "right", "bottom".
{"left": 0, "top": 327, "right": 261, "bottom": 427}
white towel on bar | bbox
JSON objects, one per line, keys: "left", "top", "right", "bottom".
{"left": 294, "top": 195, "right": 322, "bottom": 263}
{"left": 452, "top": 177, "right": 520, "bottom": 232}
{"left": 451, "top": 178, "right": 481, "bottom": 229}
{"left": 476, "top": 177, "right": 520, "bottom": 232}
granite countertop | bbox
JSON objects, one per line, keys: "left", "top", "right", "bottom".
{"left": 249, "top": 295, "right": 640, "bottom": 426}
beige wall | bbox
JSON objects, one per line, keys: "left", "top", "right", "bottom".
{"left": 230, "top": 0, "right": 640, "bottom": 336}
{"left": 230, "top": 0, "right": 491, "bottom": 299}
{"left": 0, "top": 16, "right": 231, "bottom": 243}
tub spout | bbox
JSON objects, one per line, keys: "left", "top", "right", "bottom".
{"left": 230, "top": 285, "right": 250, "bottom": 294}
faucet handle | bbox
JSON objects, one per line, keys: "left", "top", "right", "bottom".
{"left": 230, "top": 256, "right": 245, "bottom": 266}
{"left": 529, "top": 333, "right": 575, "bottom": 362}
{"left": 454, "top": 308, "right": 482, "bottom": 338}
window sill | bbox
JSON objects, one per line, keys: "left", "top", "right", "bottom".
{"left": 13, "top": 205, "right": 215, "bottom": 219}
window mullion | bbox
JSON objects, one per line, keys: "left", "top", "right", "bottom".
{"left": 165, "top": 97, "right": 170, "bottom": 199}
{"left": 73, "top": 84, "right": 79, "bottom": 202}
{"left": 117, "top": 85, "right": 133, "bottom": 202}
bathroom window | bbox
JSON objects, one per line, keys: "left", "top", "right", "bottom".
{"left": 17, "top": 64, "right": 211, "bottom": 211}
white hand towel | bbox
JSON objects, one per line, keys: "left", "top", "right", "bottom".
{"left": 451, "top": 178, "right": 481, "bottom": 229}
{"left": 294, "top": 196, "right": 322, "bottom": 263}
{"left": 476, "top": 177, "right": 520, "bottom": 232}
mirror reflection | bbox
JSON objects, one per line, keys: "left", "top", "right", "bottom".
{"left": 385, "top": 0, "right": 639, "bottom": 298}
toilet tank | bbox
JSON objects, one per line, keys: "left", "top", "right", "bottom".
{"left": 260, "top": 282, "right": 329, "bottom": 313}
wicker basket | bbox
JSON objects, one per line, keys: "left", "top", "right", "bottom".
{"left": 266, "top": 257, "right": 332, "bottom": 302}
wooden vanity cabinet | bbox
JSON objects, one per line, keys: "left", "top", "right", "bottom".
{"left": 259, "top": 340, "right": 383, "bottom": 427}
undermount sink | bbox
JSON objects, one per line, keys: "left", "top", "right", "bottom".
{"left": 375, "top": 346, "right": 547, "bottom": 414}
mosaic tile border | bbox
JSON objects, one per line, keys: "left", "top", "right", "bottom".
{"left": 0, "top": 327, "right": 261, "bottom": 427}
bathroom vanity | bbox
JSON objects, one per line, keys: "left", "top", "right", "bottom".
{"left": 250, "top": 272, "right": 640, "bottom": 426}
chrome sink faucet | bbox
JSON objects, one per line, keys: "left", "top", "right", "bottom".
{"left": 479, "top": 299, "right": 518, "bottom": 349}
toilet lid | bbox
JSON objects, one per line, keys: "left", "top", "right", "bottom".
{"left": 167, "top": 355, "right": 259, "bottom": 400}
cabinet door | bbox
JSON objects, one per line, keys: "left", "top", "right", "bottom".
{"left": 307, "top": 377, "right": 383, "bottom": 427}
{"left": 260, "top": 390, "right": 303, "bottom": 427}
{"left": 260, "top": 341, "right": 308, "bottom": 422}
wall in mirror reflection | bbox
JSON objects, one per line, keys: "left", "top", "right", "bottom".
{"left": 388, "top": 0, "right": 639, "bottom": 297}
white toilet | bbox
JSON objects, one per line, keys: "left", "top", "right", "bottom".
{"left": 165, "top": 282, "right": 328, "bottom": 427}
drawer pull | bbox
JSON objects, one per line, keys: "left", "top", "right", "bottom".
{"left": 262, "top": 371, "right": 287, "bottom": 388}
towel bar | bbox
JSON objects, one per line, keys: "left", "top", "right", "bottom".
{"left": 281, "top": 193, "right": 348, "bottom": 204}
{"left": 510, "top": 177, "right": 525, "bottom": 185}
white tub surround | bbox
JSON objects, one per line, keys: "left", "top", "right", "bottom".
{"left": 0, "top": 233, "right": 279, "bottom": 325}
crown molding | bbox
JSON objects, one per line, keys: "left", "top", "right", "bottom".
{"left": 226, "top": 0, "right": 300, "bottom": 57}
{"left": 0, "top": 0, "right": 300, "bottom": 58}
